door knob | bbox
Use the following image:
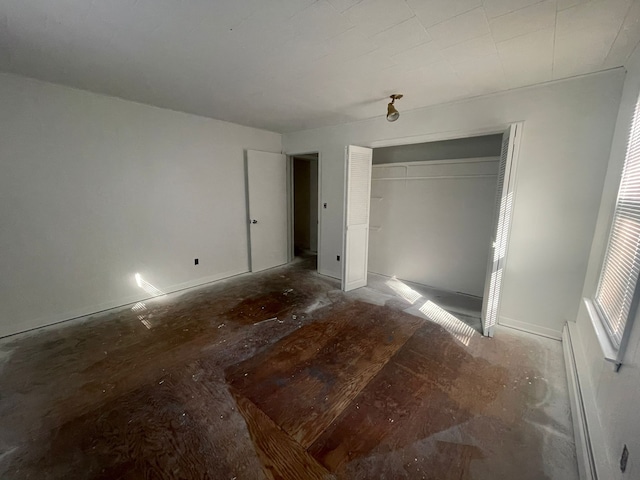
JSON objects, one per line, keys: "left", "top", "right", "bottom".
{"left": 251, "top": 219, "right": 258, "bottom": 224}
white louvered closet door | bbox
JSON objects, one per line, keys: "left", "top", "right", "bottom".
{"left": 481, "top": 124, "right": 520, "bottom": 337}
{"left": 342, "top": 146, "right": 373, "bottom": 292}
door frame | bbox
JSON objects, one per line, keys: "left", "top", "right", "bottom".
{"left": 368, "top": 123, "right": 520, "bottom": 149}
{"left": 362, "top": 122, "right": 523, "bottom": 331}
{"left": 287, "top": 152, "right": 322, "bottom": 270}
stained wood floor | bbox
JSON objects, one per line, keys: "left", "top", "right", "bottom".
{"left": 0, "top": 258, "right": 578, "bottom": 479}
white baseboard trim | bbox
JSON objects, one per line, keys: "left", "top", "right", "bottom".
{"left": 563, "top": 321, "right": 618, "bottom": 479}
{"left": 0, "top": 268, "right": 248, "bottom": 339}
{"left": 563, "top": 323, "right": 597, "bottom": 480}
{"left": 499, "top": 316, "right": 562, "bottom": 340}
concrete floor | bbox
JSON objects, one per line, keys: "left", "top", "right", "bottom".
{"left": 0, "top": 257, "right": 578, "bottom": 479}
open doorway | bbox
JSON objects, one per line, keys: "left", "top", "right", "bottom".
{"left": 367, "top": 134, "right": 503, "bottom": 334}
{"left": 291, "top": 153, "right": 319, "bottom": 268}
{"left": 344, "top": 125, "right": 520, "bottom": 337}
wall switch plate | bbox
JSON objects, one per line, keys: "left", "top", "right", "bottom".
{"left": 194, "top": 258, "right": 199, "bottom": 265}
{"left": 621, "top": 444, "right": 629, "bottom": 472}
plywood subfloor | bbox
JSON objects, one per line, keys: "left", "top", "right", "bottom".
{"left": 0, "top": 258, "right": 578, "bottom": 479}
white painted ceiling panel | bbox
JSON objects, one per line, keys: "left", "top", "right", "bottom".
{"left": 497, "top": 27, "right": 555, "bottom": 88}
{"left": 407, "top": 0, "right": 482, "bottom": 28}
{"left": 372, "top": 17, "right": 431, "bottom": 56}
{"left": 345, "top": 0, "right": 415, "bottom": 37}
{"left": 483, "top": 0, "right": 547, "bottom": 18}
{"left": 427, "top": 8, "right": 491, "bottom": 48}
{"left": 556, "top": 0, "right": 631, "bottom": 33}
{"left": 404, "top": 61, "right": 471, "bottom": 104}
{"left": 604, "top": 0, "right": 640, "bottom": 68}
{"left": 327, "top": 0, "right": 366, "bottom": 13}
{"left": 318, "top": 28, "right": 376, "bottom": 63}
{"left": 489, "top": 0, "right": 557, "bottom": 43}
{"left": 442, "top": 34, "right": 498, "bottom": 65}
{"left": 293, "top": 1, "right": 355, "bottom": 41}
{"left": 553, "top": 26, "right": 618, "bottom": 79}
{"left": 391, "top": 41, "right": 445, "bottom": 69}
{"left": 0, "top": 0, "right": 639, "bottom": 132}
{"left": 554, "top": 0, "right": 631, "bottom": 78}
{"left": 557, "top": 0, "right": 590, "bottom": 10}
{"left": 453, "top": 53, "right": 507, "bottom": 96}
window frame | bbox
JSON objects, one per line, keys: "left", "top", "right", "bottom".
{"left": 588, "top": 95, "right": 640, "bottom": 368}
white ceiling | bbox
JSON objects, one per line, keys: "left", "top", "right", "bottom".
{"left": 1, "top": 0, "right": 639, "bottom": 133}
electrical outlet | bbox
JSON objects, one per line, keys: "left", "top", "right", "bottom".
{"left": 194, "top": 258, "right": 199, "bottom": 265}
{"left": 337, "top": 255, "right": 340, "bottom": 261}
{"left": 621, "top": 444, "right": 629, "bottom": 472}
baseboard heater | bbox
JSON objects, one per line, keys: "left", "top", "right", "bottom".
{"left": 563, "top": 323, "right": 598, "bottom": 480}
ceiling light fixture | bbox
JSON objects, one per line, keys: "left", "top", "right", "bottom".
{"left": 386, "top": 94, "right": 403, "bottom": 122}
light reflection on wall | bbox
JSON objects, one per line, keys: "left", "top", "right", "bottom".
{"left": 132, "top": 273, "right": 165, "bottom": 329}
{"left": 135, "top": 273, "right": 165, "bottom": 297}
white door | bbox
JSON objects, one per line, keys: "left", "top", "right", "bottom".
{"left": 342, "top": 145, "right": 373, "bottom": 291}
{"left": 247, "top": 150, "right": 288, "bottom": 272}
{"left": 481, "top": 124, "right": 521, "bottom": 336}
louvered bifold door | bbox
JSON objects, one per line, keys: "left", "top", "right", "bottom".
{"left": 342, "top": 145, "right": 373, "bottom": 292}
{"left": 481, "top": 124, "right": 520, "bottom": 337}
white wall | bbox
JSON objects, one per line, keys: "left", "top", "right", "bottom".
{"left": 283, "top": 69, "right": 624, "bottom": 337}
{"left": 369, "top": 159, "right": 498, "bottom": 297}
{"left": 572, "top": 46, "right": 640, "bottom": 479}
{"left": 0, "top": 73, "right": 281, "bottom": 338}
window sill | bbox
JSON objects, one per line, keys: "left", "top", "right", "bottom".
{"left": 583, "top": 298, "right": 622, "bottom": 369}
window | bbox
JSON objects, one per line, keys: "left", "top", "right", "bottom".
{"left": 594, "top": 96, "right": 640, "bottom": 353}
